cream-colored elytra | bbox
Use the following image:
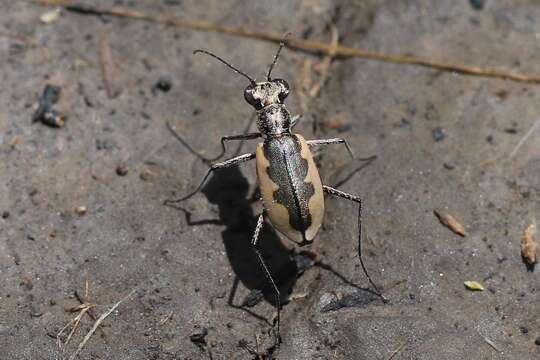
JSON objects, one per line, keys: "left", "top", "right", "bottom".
{"left": 256, "top": 134, "right": 324, "bottom": 244}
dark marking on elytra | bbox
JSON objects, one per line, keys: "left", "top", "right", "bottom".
{"left": 263, "top": 135, "right": 314, "bottom": 236}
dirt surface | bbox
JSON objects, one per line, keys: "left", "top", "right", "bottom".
{"left": 1, "top": 1, "right": 540, "bottom": 359}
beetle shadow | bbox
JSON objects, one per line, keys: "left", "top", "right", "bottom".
{"left": 165, "top": 118, "right": 298, "bottom": 313}
{"left": 164, "top": 119, "right": 380, "bottom": 321}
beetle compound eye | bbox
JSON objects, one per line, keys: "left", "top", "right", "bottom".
{"left": 273, "top": 79, "right": 290, "bottom": 101}
{"left": 244, "top": 86, "right": 263, "bottom": 110}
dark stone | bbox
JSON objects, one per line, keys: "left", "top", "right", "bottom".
{"left": 432, "top": 127, "right": 446, "bottom": 142}
{"left": 469, "top": 0, "right": 485, "bottom": 11}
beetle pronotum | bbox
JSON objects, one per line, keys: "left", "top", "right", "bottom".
{"left": 167, "top": 37, "right": 384, "bottom": 345}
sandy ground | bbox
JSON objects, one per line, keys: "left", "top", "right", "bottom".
{"left": 1, "top": 1, "right": 540, "bottom": 359}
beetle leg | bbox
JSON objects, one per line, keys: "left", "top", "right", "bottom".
{"left": 251, "top": 213, "right": 282, "bottom": 345}
{"left": 211, "top": 132, "right": 261, "bottom": 161}
{"left": 166, "top": 121, "right": 260, "bottom": 162}
{"left": 322, "top": 185, "right": 387, "bottom": 302}
{"left": 164, "top": 152, "right": 256, "bottom": 204}
{"left": 307, "top": 138, "right": 355, "bottom": 159}
{"left": 290, "top": 114, "right": 301, "bottom": 129}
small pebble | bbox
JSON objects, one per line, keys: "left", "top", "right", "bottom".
{"left": 75, "top": 206, "right": 87, "bottom": 216}
{"left": 432, "top": 127, "right": 446, "bottom": 142}
{"left": 443, "top": 163, "right": 455, "bottom": 170}
{"left": 469, "top": 0, "right": 485, "bottom": 10}
{"left": 154, "top": 76, "right": 173, "bottom": 93}
{"left": 2, "top": 211, "right": 9, "bottom": 219}
{"left": 535, "top": 337, "right": 540, "bottom": 346}
{"left": 116, "top": 165, "right": 128, "bottom": 176}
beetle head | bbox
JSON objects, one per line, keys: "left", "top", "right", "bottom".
{"left": 244, "top": 79, "right": 289, "bottom": 110}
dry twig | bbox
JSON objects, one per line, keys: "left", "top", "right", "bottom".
{"left": 308, "top": 24, "right": 339, "bottom": 98}
{"left": 30, "top": 0, "right": 540, "bottom": 84}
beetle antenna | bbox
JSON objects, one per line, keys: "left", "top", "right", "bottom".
{"left": 194, "top": 50, "right": 256, "bottom": 84}
{"left": 266, "top": 33, "right": 291, "bottom": 80}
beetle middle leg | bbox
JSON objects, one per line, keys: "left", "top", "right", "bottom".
{"left": 322, "top": 185, "right": 387, "bottom": 302}
{"left": 165, "top": 152, "right": 255, "bottom": 203}
{"left": 307, "top": 138, "right": 355, "bottom": 159}
{"left": 251, "top": 213, "right": 282, "bottom": 346}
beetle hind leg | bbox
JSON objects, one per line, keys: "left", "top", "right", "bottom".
{"left": 323, "top": 185, "right": 387, "bottom": 303}
{"left": 251, "top": 213, "right": 282, "bottom": 346}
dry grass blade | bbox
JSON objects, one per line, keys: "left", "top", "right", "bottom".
{"left": 29, "top": 0, "right": 540, "bottom": 84}
{"left": 386, "top": 341, "right": 407, "bottom": 360}
{"left": 522, "top": 223, "right": 538, "bottom": 265}
{"left": 509, "top": 119, "right": 540, "bottom": 159}
{"left": 434, "top": 209, "right": 466, "bottom": 237}
{"left": 68, "top": 289, "right": 137, "bottom": 360}
{"left": 482, "top": 336, "right": 501, "bottom": 352}
{"left": 57, "top": 306, "right": 92, "bottom": 351}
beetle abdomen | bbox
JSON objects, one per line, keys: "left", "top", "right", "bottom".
{"left": 256, "top": 134, "right": 324, "bottom": 245}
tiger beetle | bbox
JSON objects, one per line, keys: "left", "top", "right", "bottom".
{"left": 166, "top": 37, "right": 385, "bottom": 346}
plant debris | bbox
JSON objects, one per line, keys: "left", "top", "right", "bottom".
{"left": 464, "top": 281, "right": 484, "bottom": 291}
{"left": 434, "top": 209, "right": 466, "bottom": 237}
{"left": 32, "top": 84, "right": 65, "bottom": 127}
{"left": 100, "top": 30, "right": 122, "bottom": 98}
{"left": 521, "top": 223, "right": 538, "bottom": 270}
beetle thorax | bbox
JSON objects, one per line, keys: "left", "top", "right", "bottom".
{"left": 257, "top": 104, "right": 291, "bottom": 136}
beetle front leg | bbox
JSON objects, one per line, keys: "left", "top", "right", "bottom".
{"left": 165, "top": 152, "right": 256, "bottom": 204}
{"left": 290, "top": 114, "right": 301, "bottom": 129}
{"left": 323, "top": 185, "right": 387, "bottom": 302}
{"left": 307, "top": 138, "right": 355, "bottom": 159}
{"left": 210, "top": 132, "right": 261, "bottom": 161}
{"left": 251, "top": 213, "right": 282, "bottom": 346}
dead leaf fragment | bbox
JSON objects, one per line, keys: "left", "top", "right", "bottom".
{"left": 434, "top": 209, "right": 466, "bottom": 237}
{"left": 464, "top": 281, "right": 484, "bottom": 291}
{"left": 521, "top": 224, "right": 538, "bottom": 265}
{"left": 40, "top": 8, "right": 61, "bottom": 23}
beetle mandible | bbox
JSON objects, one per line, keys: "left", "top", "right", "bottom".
{"left": 167, "top": 37, "right": 384, "bottom": 344}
